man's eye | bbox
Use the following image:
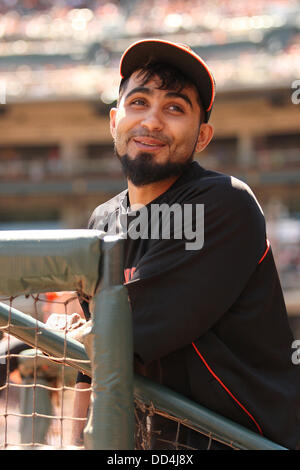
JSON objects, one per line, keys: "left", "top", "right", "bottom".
{"left": 168, "top": 104, "right": 184, "bottom": 113}
{"left": 130, "top": 98, "right": 146, "bottom": 106}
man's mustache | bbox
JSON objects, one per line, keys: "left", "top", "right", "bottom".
{"left": 126, "top": 130, "right": 171, "bottom": 146}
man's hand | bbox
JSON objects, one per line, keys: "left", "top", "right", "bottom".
{"left": 45, "top": 313, "right": 91, "bottom": 344}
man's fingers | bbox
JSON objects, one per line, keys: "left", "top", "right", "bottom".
{"left": 67, "top": 320, "right": 92, "bottom": 343}
{"left": 67, "top": 313, "right": 85, "bottom": 330}
{"left": 45, "top": 313, "right": 67, "bottom": 330}
{"left": 45, "top": 313, "right": 85, "bottom": 332}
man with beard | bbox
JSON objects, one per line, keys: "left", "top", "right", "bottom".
{"left": 71, "top": 39, "right": 300, "bottom": 450}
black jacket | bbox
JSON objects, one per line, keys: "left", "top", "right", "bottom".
{"left": 81, "top": 161, "right": 300, "bottom": 449}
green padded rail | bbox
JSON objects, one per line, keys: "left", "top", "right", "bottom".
{"left": 134, "top": 375, "right": 287, "bottom": 450}
{"left": 0, "top": 301, "right": 286, "bottom": 450}
{"left": 84, "top": 239, "right": 134, "bottom": 450}
{"left": 0, "top": 229, "right": 102, "bottom": 297}
{"left": 0, "top": 230, "right": 287, "bottom": 450}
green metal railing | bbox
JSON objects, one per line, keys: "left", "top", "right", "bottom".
{"left": 0, "top": 300, "right": 287, "bottom": 450}
{"left": 0, "top": 230, "right": 287, "bottom": 450}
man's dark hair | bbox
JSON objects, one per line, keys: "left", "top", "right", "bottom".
{"left": 118, "top": 61, "right": 205, "bottom": 123}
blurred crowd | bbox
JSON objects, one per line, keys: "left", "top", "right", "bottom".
{"left": 0, "top": 0, "right": 299, "bottom": 39}
{"left": 0, "top": 0, "right": 300, "bottom": 103}
{"left": 1, "top": 0, "right": 299, "bottom": 44}
{"left": 0, "top": 0, "right": 299, "bottom": 101}
{"left": 266, "top": 200, "right": 300, "bottom": 292}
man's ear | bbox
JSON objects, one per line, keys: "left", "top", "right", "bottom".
{"left": 195, "top": 123, "right": 214, "bottom": 153}
{"left": 109, "top": 107, "right": 117, "bottom": 140}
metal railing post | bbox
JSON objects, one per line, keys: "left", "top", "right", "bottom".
{"left": 84, "top": 237, "right": 134, "bottom": 450}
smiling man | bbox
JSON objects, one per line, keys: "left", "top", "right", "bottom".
{"left": 111, "top": 56, "right": 213, "bottom": 198}
{"left": 111, "top": 65, "right": 212, "bottom": 190}
{"left": 72, "top": 39, "right": 300, "bottom": 450}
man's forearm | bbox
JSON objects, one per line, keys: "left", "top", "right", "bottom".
{"left": 71, "top": 382, "right": 91, "bottom": 447}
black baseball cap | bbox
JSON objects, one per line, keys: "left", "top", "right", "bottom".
{"left": 119, "top": 38, "right": 216, "bottom": 122}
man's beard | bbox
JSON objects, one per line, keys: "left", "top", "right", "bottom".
{"left": 115, "top": 149, "right": 194, "bottom": 187}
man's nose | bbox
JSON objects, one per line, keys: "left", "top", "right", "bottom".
{"left": 140, "top": 108, "right": 163, "bottom": 132}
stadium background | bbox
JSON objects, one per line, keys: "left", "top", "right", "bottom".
{"left": 0, "top": 0, "right": 300, "bottom": 338}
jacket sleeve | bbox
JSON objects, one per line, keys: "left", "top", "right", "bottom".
{"left": 125, "top": 178, "right": 267, "bottom": 364}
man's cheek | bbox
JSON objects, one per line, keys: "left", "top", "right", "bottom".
{"left": 114, "top": 134, "right": 127, "bottom": 154}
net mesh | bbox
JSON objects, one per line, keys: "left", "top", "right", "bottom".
{"left": 134, "top": 401, "right": 239, "bottom": 451}
{"left": 0, "top": 293, "right": 240, "bottom": 450}
{"left": 0, "top": 292, "right": 90, "bottom": 450}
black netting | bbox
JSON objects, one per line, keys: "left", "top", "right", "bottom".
{"left": 134, "top": 400, "right": 238, "bottom": 450}
{"left": 0, "top": 292, "right": 90, "bottom": 449}
{"left": 0, "top": 293, "right": 240, "bottom": 450}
